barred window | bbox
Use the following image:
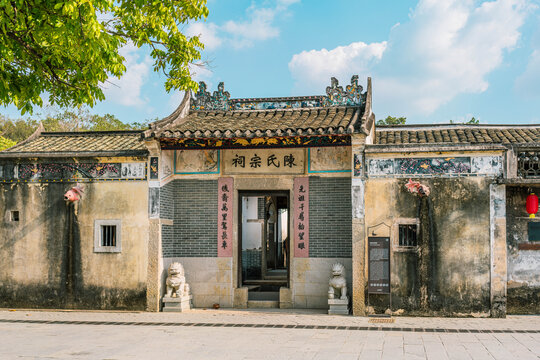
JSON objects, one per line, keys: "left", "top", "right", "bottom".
{"left": 399, "top": 224, "right": 418, "bottom": 247}
{"left": 94, "top": 220, "right": 121, "bottom": 253}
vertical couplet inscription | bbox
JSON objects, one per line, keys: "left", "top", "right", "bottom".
{"left": 294, "top": 177, "right": 309, "bottom": 257}
{"left": 218, "top": 177, "right": 233, "bottom": 257}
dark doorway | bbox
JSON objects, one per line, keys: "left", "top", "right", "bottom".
{"left": 238, "top": 191, "right": 289, "bottom": 300}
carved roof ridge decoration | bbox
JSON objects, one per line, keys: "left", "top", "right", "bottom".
{"left": 189, "top": 75, "right": 366, "bottom": 111}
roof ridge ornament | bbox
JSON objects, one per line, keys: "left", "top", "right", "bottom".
{"left": 191, "top": 81, "right": 231, "bottom": 111}
{"left": 323, "top": 75, "right": 364, "bottom": 107}
{"left": 190, "top": 76, "right": 365, "bottom": 111}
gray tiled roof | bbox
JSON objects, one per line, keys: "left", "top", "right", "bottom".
{"left": 149, "top": 107, "right": 362, "bottom": 139}
{"left": 375, "top": 125, "right": 540, "bottom": 146}
{"left": 1, "top": 131, "right": 147, "bottom": 156}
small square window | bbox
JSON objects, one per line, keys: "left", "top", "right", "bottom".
{"left": 392, "top": 218, "right": 419, "bottom": 251}
{"left": 94, "top": 220, "right": 121, "bottom": 253}
{"left": 10, "top": 211, "right": 19, "bottom": 222}
{"left": 399, "top": 224, "right": 417, "bottom": 247}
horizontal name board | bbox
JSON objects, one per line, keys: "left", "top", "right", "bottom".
{"left": 223, "top": 149, "right": 304, "bottom": 175}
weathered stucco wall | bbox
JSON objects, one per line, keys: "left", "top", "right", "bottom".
{"left": 506, "top": 186, "right": 540, "bottom": 314}
{"left": 0, "top": 176, "right": 148, "bottom": 310}
{"left": 364, "top": 177, "right": 492, "bottom": 315}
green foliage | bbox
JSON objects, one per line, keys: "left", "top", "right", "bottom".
{"left": 0, "top": 109, "right": 151, "bottom": 144}
{"left": 377, "top": 116, "right": 407, "bottom": 126}
{"left": 0, "top": 135, "right": 16, "bottom": 150}
{"left": 0, "top": 0, "right": 208, "bottom": 114}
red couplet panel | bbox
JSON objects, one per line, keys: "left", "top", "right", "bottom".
{"left": 294, "top": 177, "right": 309, "bottom": 258}
{"left": 218, "top": 177, "right": 234, "bottom": 257}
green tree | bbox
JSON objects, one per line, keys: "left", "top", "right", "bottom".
{"left": 466, "top": 117, "right": 479, "bottom": 124}
{"left": 0, "top": 135, "right": 16, "bottom": 150}
{"left": 377, "top": 116, "right": 407, "bottom": 126}
{"left": 0, "top": 0, "right": 208, "bottom": 114}
{"left": 0, "top": 109, "right": 151, "bottom": 144}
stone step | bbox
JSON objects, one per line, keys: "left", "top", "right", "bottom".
{"left": 247, "top": 300, "right": 279, "bottom": 308}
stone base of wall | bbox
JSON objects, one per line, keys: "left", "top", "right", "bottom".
{"left": 0, "top": 282, "right": 146, "bottom": 310}
{"left": 507, "top": 285, "right": 540, "bottom": 314}
{"left": 292, "top": 258, "right": 352, "bottom": 309}
{"left": 162, "top": 257, "right": 233, "bottom": 308}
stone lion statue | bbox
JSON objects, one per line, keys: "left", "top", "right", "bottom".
{"left": 328, "top": 263, "right": 347, "bottom": 300}
{"left": 165, "top": 262, "right": 190, "bottom": 298}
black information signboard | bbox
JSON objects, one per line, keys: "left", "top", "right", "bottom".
{"left": 368, "top": 237, "right": 390, "bottom": 294}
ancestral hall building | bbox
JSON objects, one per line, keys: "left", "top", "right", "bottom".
{"left": 0, "top": 76, "right": 539, "bottom": 317}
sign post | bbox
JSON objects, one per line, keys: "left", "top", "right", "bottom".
{"left": 367, "top": 236, "right": 391, "bottom": 315}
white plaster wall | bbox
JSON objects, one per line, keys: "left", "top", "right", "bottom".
{"left": 292, "top": 258, "right": 352, "bottom": 309}
{"left": 162, "top": 257, "right": 233, "bottom": 308}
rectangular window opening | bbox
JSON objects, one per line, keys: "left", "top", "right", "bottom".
{"left": 398, "top": 224, "right": 417, "bottom": 247}
{"left": 94, "top": 219, "right": 121, "bottom": 253}
{"left": 101, "top": 225, "right": 117, "bottom": 247}
{"left": 10, "top": 211, "right": 19, "bottom": 222}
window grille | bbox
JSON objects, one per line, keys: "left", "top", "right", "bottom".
{"left": 101, "top": 225, "right": 117, "bottom": 247}
{"left": 94, "top": 220, "right": 121, "bottom": 253}
{"left": 398, "top": 224, "right": 417, "bottom": 247}
{"left": 518, "top": 151, "right": 540, "bottom": 178}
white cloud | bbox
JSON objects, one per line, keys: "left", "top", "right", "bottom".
{"left": 186, "top": 22, "right": 222, "bottom": 51}
{"left": 515, "top": 49, "right": 540, "bottom": 99}
{"left": 288, "top": 42, "right": 387, "bottom": 94}
{"left": 188, "top": 0, "right": 299, "bottom": 51}
{"left": 288, "top": 0, "right": 533, "bottom": 116}
{"left": 102, "top": 43, "right": 152, "bottom": 107}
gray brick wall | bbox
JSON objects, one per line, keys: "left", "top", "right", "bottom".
{"left": 258, "top": 197, "right": 265, "bottom": 220}
{"left": 161, "top": 179, "right": 218, "bottom": 257}
{"left": 160, "top": 181, "right": 174, "bottom": 220}
{"left": 309, "top": 177, "right": 352, "bottom": 258}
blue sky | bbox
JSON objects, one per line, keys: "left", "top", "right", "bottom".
{"left": 3, "top": 0, "right": 540, "bottom": 125}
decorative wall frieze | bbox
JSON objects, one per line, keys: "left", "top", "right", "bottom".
{"left": 160, "top": 135, "right": 351, "bottom": 150}
{"left": 0, "top": 162, "right": 147, "bottom": 182}
{"left": 367, "top": 156, "right": 503, "bottom": 177}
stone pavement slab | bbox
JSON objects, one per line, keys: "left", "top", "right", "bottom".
{"left": 0, "top": 309, "right": 539, "bottom": 359}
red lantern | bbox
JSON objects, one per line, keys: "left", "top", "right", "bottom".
{"left": 526, "top": 193, "right": 538, "bottom": 218}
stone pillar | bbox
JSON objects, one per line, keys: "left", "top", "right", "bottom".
{"left": 351, "top": 135, "right": 366, "bottom": 316}
{"left": 147, "top": 219, "right": 164, "bottom": 311}
{"left": 490, "top": 183, "right": 507, "bottom": 318}
{"left": 146, "top": 140, "right": 164, "bottom": 312}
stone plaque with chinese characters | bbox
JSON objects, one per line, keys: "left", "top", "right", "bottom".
{"left": 223, "top": 149, "right": 304, "bottom": 175}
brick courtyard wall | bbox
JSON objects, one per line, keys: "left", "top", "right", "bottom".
{"left": 308, "top": 177, "right": 352, "bottom": 258}
{"left": 161, "top": 179, "right": 218, "bottom": 257}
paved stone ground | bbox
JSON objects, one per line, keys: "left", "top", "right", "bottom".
{"left": 0, "top": 309, "right": 539, "bottom": 359}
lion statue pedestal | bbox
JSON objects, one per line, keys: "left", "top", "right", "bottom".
{"left": 162, "top": 262, "right": 192, "bottom": 312}
{"left": 328, "top": 263, "right": 349, "bottom": 315}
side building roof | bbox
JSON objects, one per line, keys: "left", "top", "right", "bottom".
{"left": 0, "top": 130, "right": 147, "bottom": 158}
{"left": 373, "top": 124, "right": 540, "bottom": 149}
